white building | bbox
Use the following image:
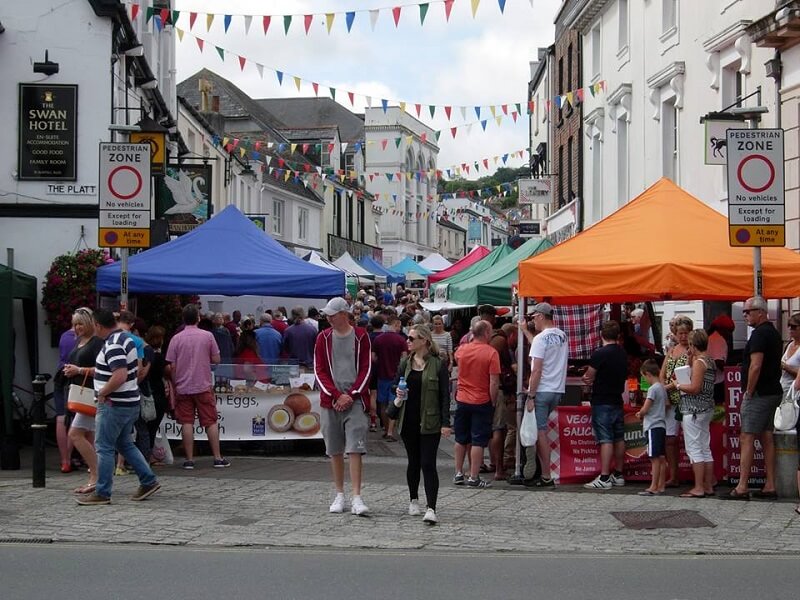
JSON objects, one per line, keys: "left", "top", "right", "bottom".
{"left": 0, "top": 0, "right": 179, "bottom": 373}
{"left": 364, "top": 107, "right": 439, "bottom": 267}
{"left": 570, "top": 0, "right": 776, "bottom": 224}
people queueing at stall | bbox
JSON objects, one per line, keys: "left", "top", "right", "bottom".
{"left": 54, "top": 288, "right": 800, "bottom": 520}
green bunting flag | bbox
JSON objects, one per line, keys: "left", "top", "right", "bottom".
{"left": 419, "top": 3, "right": 429, "bottom": 25}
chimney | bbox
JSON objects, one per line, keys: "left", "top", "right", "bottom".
{"left": 211, "top": 95, "right": 220, "bottom": 113}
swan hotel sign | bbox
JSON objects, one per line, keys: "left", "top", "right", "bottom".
{"left": 98, "top": 142, "right": 151, "bottom": 248}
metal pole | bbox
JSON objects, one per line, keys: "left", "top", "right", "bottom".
{"left": 30, "top": 374, "right": 50, "bottom": 487}
{"left": 750, "top": 101, "right": 762, "bottom": 297}
{"left": 120, "top": 247, "right": 128, "bottom": 310}
{"left": 509, "top": 293, "right": 526, "bottom": 485}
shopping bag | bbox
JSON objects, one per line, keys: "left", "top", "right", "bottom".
{"left": 774, "top": 386, "right": 800, "bottom": 431}
{"left": 140, "top": 392, "right": 157, "bottom": 422}
{"left": 66, "top": 371, "right": 96, "bottom": 416}
{"left": 152, "top": 423, "right": 174, "bottom": 465}
{"left": 520, "top": 406, "right": 538, "bottom": 446}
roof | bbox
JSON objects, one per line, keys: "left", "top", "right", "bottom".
{"left": 429, "top": 245, "right": 491, "bottom": 284}
{"left": 438, "top": 217, "right": 466, "bottom": 232}
{"left": 256, "top": 97, "right": 366, "bottom": 143}
{"left": 519, "top": 178, "right": 800, "bottom": 303}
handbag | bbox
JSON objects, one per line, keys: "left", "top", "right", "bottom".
{"left": 519, "top": 406, "right": 538, "bottom": 446}
{"left": 140, "top": 392, "right": 157, "bottom": 422}
{"left": 66, "top": 371, "right": 96, "bottom": 416}
{"left": 774, "top": 386, "right": 800, "bottom": 431}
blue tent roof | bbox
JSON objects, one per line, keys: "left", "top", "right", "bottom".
{"left": 359, "top": 256, "right": 405, "bottom": 284}
{"left": 96, "top": 205, "right": 345, "bottom": 298}
{"left": 389, "top": 257, "right": 432, "bottom": 277}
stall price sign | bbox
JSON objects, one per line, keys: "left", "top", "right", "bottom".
{"left": 98, "top": 142, "right": 151, "bottom": 248}
{"left": 726, "top": 128, "right": 784, "bottom": 247}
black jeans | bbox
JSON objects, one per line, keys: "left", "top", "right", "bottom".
{"left": 401, "top": 427, "right": 441, "bottom": 510}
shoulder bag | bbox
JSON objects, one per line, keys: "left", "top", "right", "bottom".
{"left": 67, "top": 370, "right": 97, "bottom": 417}
{"left": 774, "top": 386, "right": 800, "bottom": 431}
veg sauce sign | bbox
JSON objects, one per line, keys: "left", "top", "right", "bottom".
{"left": 18, "top": 84, "right": 78, "bottom": 181}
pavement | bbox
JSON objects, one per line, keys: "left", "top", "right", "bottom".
{"left": 1, "top": 430, "right": 800, "bottom": 555}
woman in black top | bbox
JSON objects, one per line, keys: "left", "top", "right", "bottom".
{"left": 145, "top": 326, "right": 168, "bottom": 459}
{"left": 62, "top": 307, "right": 104, "bottom": 495}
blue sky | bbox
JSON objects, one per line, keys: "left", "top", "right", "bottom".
{"left": 174, "top": 0, "right": 562, "bottom": 173}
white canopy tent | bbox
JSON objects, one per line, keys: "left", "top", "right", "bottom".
{"left": 418, "top": 252, "right": 452, "bottom": 272}
{"left": 332, "top": 251, "right": 385, "bottom": 283}
{"left": 303, "top": 250, "right": 353, "bottom": 276}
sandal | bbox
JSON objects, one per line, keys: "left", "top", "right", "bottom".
{"left": 794, "top": 505, "right": 800, "bottom": 516}
{"left": 751, "top": 489, "right": 778, "bottom": 500}
{"left": 720, "top": 489, "right": 750, "bottom": 501}
{"left": 73, "top": 483, "right": 96, "bottom": 495}
{"left": 679, "top": 492, "right": 706, "bottom": 499}
{"left": 479, "top": 463, "right": 493, "bottom": 474}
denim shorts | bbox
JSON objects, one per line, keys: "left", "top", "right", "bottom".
{"left": 591, "top": 404, "right": 625, "bottom": 443}
{"left": 376, "top": 379, "right": 394, "bottom": 404}
{"left": 453, "top": 401, "right": 493, "bottom": 447}
{"left": 534, "top": 392, "right": 562, "bottom": 431}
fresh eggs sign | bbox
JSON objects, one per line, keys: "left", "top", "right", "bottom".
{"left": 18, "top": 83, "right": 78, "bottom": 181}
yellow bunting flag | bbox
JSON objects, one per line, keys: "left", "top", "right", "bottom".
{"left": 325, "top": 13, "right": 335, "bottom": 33}
{"left": 206, "top": 13, "right": 214, "bottom": 32}
{"left": 471, "top": 0, "right": 481, "bottom": 18}
{"left": 294, "top": 76, "right": 301, "bottom": 91}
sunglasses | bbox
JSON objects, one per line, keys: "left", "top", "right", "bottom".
{"left": 742, "top": 309, "right": 758, "bottom": 315}
{"left": 407, "top": 335, "right": 419, "bottom": 341}
{"left": 790, "top": 324, "right": 800, "bottom": 330}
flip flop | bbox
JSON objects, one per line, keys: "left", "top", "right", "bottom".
{"left": 720, "top": 489, "right": 750, "bottom": 501}
{"left": 679, "top": 492, "right": 706, "bottom": 499}
{"left": 479, "top": 463, "right": 492, "bottom": 473}
{"left": 638, "top": 490, "right": 663, "bottom": 496}
{"left": 794, "top": 506, "right": 800, "bottom": 516}
{"left": 73, "top": 483, "right": 96, "bottom": 495}
{"left": 751, "top": 489, "right": 778, "bottom": 500}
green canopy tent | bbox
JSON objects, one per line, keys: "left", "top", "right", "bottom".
{"left": 432, "top": 242, "right": 513, "bottom": 292}
{"left": 0, "top": 263, "right": 38, "bottom": 469}
{"left": 445, "top": 237, "right": 553, "bottom": 306}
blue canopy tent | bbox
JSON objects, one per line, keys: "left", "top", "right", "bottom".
{"left": 359, "top": 256, "right": 405, "bottom": 285}
{"left": 389, "top": 257, "right": 432, "bottom": 278}
{"left": 97, "top": 205, "right": 345, "bottom": 298}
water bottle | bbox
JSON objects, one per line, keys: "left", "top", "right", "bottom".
{"left": 394, "top": 377, "right": 407, "bottom": 407}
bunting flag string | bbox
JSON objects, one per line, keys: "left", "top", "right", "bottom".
{"left": 173, "top": 27, "right": 607, "bottom": 132}
{"left": 126, "top": 0, "right": 518, "bottom": 38}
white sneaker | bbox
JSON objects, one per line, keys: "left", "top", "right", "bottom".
{"left": 583, "top": 475, "right": 612, "bottom": 490}
{"left": 423, "top": 508, "right": 438, "bottom": 524}
{"left": 329, "top": 493, "right": 346, "bottom": 513}
{"left": 351, "top": 496, "right": 369, "bottom": 516}
{"left": 408, "top": 500, "right": 421, "bottom": 516}
{"left": 610, "top": 473, "right": 626, "bottom": 487}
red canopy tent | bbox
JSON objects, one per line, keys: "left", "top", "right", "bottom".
{"left": 428, "top": 245, "right": 490, "bottom": 284}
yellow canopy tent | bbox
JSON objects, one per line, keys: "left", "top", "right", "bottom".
{"left": 519, "top": 178, "right": 800, "bottom": 303}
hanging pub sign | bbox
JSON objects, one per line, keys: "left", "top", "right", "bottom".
{"left": 156, "top": 163, "right": 212, "bottom": 235}
{"left": 18, "top": 83, "right": 78, "bottom": 181}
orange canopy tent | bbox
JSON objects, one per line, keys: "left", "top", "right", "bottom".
{"left": 519, "top": 178, "right": 800, "bottom": 304}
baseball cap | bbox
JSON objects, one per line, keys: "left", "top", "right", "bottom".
{"left": 530, "top": 302, "right": 553, "bottom": 317}
{"left": 478, "top": 304, "right": 497, "bottom": 316}
{"left": 321, "top": 297, "right": 351, "bottom": 316}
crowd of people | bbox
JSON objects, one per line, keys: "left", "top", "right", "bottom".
{"left": 51, "top": 288, "right": 800, "bottom": 518}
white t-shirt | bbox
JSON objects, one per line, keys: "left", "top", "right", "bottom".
{"left": 706, "top": 331, "right": 728, "bottom": 385}
{"left": 780, "top": 343, "right": 800, "bottom": 393}
{"left": 529, "top": 327, "right": 568, "bottom": 393}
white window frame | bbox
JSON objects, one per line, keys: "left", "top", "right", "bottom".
{"left": 591, "top": 25, "right": 601, "bottom": 82}
{"left": 661, "top": 0, "right": 678, "bottom": 40}
{"left": 272, "top": 198, "right": 284, "bottom": 236}
{"left": 298, "top": 206, "right": 308, "bottom": 242}
{"left": 618, "top": 0, "right": 629, "bottom": 53}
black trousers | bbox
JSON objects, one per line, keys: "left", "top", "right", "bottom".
{"left": 401, "top": 427, "right": 441, "bottom": 510}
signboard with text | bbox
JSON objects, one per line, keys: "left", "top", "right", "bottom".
{"left": 98, "top": 142, "right": 151, "bottom": 248}
{"left": 518, "top": 178, "right": 552, "bottom": 204}
{"left": 18, "top": 83, "right": 78, "bottom": 181}
{"left": 727, "top": 128, "right": 785, "bottom": 247}
{"left": 156, "top": 163, "right": 212, "bottom": 236}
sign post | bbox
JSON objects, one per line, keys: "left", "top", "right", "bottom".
{"left": 98, "top": 142, "right": 152, "bottom": 310}
{"left": 726, "top": 128, "right": 784, "bottom": 295}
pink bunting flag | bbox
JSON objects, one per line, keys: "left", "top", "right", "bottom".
{"left": 348, "top": 91, "right": 355, "bottom": 106}
{"left": 528, "top": 100, "right": 535, "bottom": 113}
{"left": 483, "top": 158, "right": 489, "bottom": 169}
{"left": 238, "top": 56, "right": 246, "bottom": 71}
{"left": 444, "top": 106, "right": 452, "bottom": 120}
{"left": 415, "top": 104, "right": 421, "bottom": 117}
{"left": 501, "top": 104, "right": 508, "bottom": 115}
{"left": 327, "top": 143, "right": 335, "bottom": 153}
{"left": 304, "top": 14, "right": 313, "bottom": 34}
{"left": 576, "top": 88, "right": 584, "bottom": 103}
{"left": 420, "top": 133, "right": 427, "bottom": 143}
{"left": 263, "top": 16, "right": 271, "bottom": 34}
{"left": 302, "top": 143, "right": 310, "bottom": 154}
{"left": 392, "top": 6, "right": 402, "bottom": 26}
{"left": 511, "top": 111, "right": 518, "bottom": 122}
{"left": 450, "top": 127, "right": 457, "bottom": 138}
{"left": 312, "top": 82, "right": 319, "bottom": 96}
{"left": 381, "top": 139, "right": 388, "bottom": 150}
{"left": 444, "top": 0, "right": 454, "bottom": 21}
{"left": 196, "top": 37, "right": 204, "bottom": 51}
{"left": 188, "top": 11, "right": 197, "bottom": 30}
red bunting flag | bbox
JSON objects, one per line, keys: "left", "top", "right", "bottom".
{"left": 392, "top": 6, "right": 402, "bottom": 26}
{"left": 381, "top": 139, "right": 388, "bottom": 150}
{"left": 415, "top": 103, "right": 421, "bottom": 117}
{"left": 131, "top": 4, "right": 140, "bottom": 21}
{"left": 160, "top": 8, "right": 169, "bottom": 25}
{"left": 420, "top": 132, "right": 427, "bottom": 143}
{"left": 238, "top": 56, "right": 246, "bottom": 70}
{"left": 444, "top": 106, "right": 452, "bottom": 120}
{"left": 263, "top": 15, "right": 271, "bottom": 34}
{"left": 302, "top": 143, "right": 310, "bottom": 154}
{"left": 450, "top": 127, "right": 458, "bottom": 138}
{"left": 328, "top": 143, "right": 335, "bottom": 153}
{"left": 511, "top": 111, "right": 518, "bottom": 122}
{"left": 501, "top": 104, "right": 508, "bottom": 115}
{"left": 278, "top": 159, "right": 285, "bottom": 167}
{"left": 444, "top": 0, "right": 455, "bottom": 21}
{"left": 312, "top": 82, "right": 319, "bottom": 96}
{"left": 188, "top": 11, "right": 197, "bottom": 29}
{"left": 196, "top": 37, "right": 204, "bottom": 51}
{"left": 254, "top": 141, "right": 261, "bottom": 151}
{"left": 576, "top": 88, "right": 584, "bottom": 103}
{"left": 304, "top": 14, "right": 313, "bottom": 34}
{"left": 483, "top": 158, "right": 489, "bottom": 169}
{"left": 348, "top": 91, "right": 355, "bottom": 106}
{"left": 528, "top": 100, "right": 535, "bottom": 113}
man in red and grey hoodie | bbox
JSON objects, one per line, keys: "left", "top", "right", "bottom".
{"left": 314, "top": 297, "right": 372, "bottom": 516}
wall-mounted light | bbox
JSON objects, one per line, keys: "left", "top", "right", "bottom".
{"left": 136, "top": 77, "right": 158, "bottom": 90}
{"left": 765, "top": 57, "right": 782, "bottom": 81}
{"left": 33, "top": 50, "right": 59, "bottom": 76}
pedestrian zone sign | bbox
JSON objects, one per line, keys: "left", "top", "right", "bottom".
{"left": 726, "top": 128, "right": 784, "bottom": 247}
{"left": 98, "top": 142, "right": 151, "bottom": 248}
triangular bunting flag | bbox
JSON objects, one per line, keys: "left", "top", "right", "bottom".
{"left": 450, "top": 127, "right": 458, "bottom": 138}
{"left": 196, "top": 37, "right": 204, "bottom": 51}
{"left": 576, "top": 88, "right": 584, "bottom": 103}
{"left": 215, "top": 46, "right": 224, "bottom": 61}
{"left": 224, "top": 14, "right": 232, "bottom": 33}
{"left": 145, "top": 7, "right": 154, "bottom": 24}
{"left": 420, "top": 3, "right": 430, "bottom": 24}
{"left": 176, "top": 27, "right": 184, "bottom": 41}
{"left": 348, "top": 91, "right": 355, "bottom": 106}
{"left": 460, "top": 106, "right": 467, "bottom": 121}
{"left": 206, "top": 13, "right": 214, "bottom": 32}
{"left": 381, "top": 139, "right": 388, "bottom": 150}
{"left": 496, "top": 116, "right": 502, "bottom": 126}
{"left": 415, "top": 104, "right": 421, "bottom": 117}
{"left": 399, "top": 101, "right": 406, "bottom": 113}
{"left": 238, "top": 55, "right": 246, "bottom": 71}
{"left": 294, "top": 76, "right": 301, "bottom": 91}
{"left": 444, "top": 106, "right": 452, "bottom": 120}
{"left": 444, "top": 0, "right": 455, "bottom": 21}
{"left": 312, "top": 81, "right": 319, "bottom": 96}
{"left": 381, "top": 99, "right": 389, "bottom": 113}
{"left": 244, "top": 15, "right": 252, "bottom": 35}
{"left": 369, "top": 9, "right": 379, "bottom": 31}
{"left": 263, "top": 15, "right": 271, "bottom": 34}
{"left": 395, "top": 137, "right": 402, "bottom": 148}
{"left": 256, "top": 63, "right": 263, "bottom": 78}
{"left": 276, "top": 71, "right": 284, "bottom": 85}
{"left": 188, "top": 11, "right": 197, "bottom": 30}
{"left": 434, "top": 131, "right": 441, "bottom": 142}
{"left": 283, "top": 15, "right": 292, "bottom": 34}
{"left": 429, "top": 105, "right": 436, "bottom": 118}
{"left": 346, "top": 11, "right": 356, "bottom": 32}
{"left": 471, "top": 0, "right": 481, "bottom": 18}
{"left": 511, "top": 111, "right": 518, "bottom": 122}
{"left": 326, "top": 13, "right": 335, "bottom": 33}
{"left": 392, "top": 6, "right": 402, "bottom": 27}
{"left": 302, "top": 143, "right": 310, "bottom": 154}
{"left": 304, "top": 14, "right": 313, "bottom": 34}
{"left": 131, "top": 4, "right": 140, "bottom": 21}
{"left": 498, "top": 0, "right": 507, "bottom": 13}
{"left": 475, "top": 106, "right": 481, "bottom": 119}
{"left": 566, "top": 91, "right": 574, "bottom": 107}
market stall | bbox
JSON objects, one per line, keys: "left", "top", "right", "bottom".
{"left": 332, "top": 251, "right": 381, "bottom": 284}
{"left": 428, "top": 245, "right": 490, "bottom": 284}
{"left": 418, "top": 252, "right": 452, "bottom": 272}
{"left": 97, "top": 205, "right": 345, "bottom": 297}
{"left": 388, "top": 256, "right": 432, "bottom": 278}
{"left": 517, "top": 178, "right": 800, "bottom": 484}
{"left": 428, "top": 243, "right": 511, "bottom": 301}
{"left": 358, "top": 255, "right": 405, "bottom": 285}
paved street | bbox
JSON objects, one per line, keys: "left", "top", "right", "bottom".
{"left": 1, "top": 433, "right": 799, "bottom": 556}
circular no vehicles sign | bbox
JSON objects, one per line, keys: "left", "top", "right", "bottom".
{"left": 726, "top": 129, "right": 784, "bottom": 204}
{"left": 98, "top": 142, "right": 151, "bottom": 209}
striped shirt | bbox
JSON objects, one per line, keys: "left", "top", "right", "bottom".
{"left": 94, "top": 330, "right": 140, "bottom": 403}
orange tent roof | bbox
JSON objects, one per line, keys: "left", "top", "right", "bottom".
{"left": 519, "top": 178, "right": 800, "bottom": 304}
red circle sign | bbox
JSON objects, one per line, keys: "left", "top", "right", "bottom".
{"left": 107, "top": 165, "right": 143, "bottom": 200}
{"left": 737, "top": 154, "right": 775, "bottom": 194}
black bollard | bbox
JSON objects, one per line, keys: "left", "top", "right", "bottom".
{"left": 31, "top": 373, "right": 50, "bottom": 488}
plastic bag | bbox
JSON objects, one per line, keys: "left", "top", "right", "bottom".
{"left": 774, "top": 386, "right": 800, "bottom": 432}
{"left": 520, "top": 406, "right": 538, "bottom": 447}
{"left": 152, "top": 423, "right": 174, "bottom": 465}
